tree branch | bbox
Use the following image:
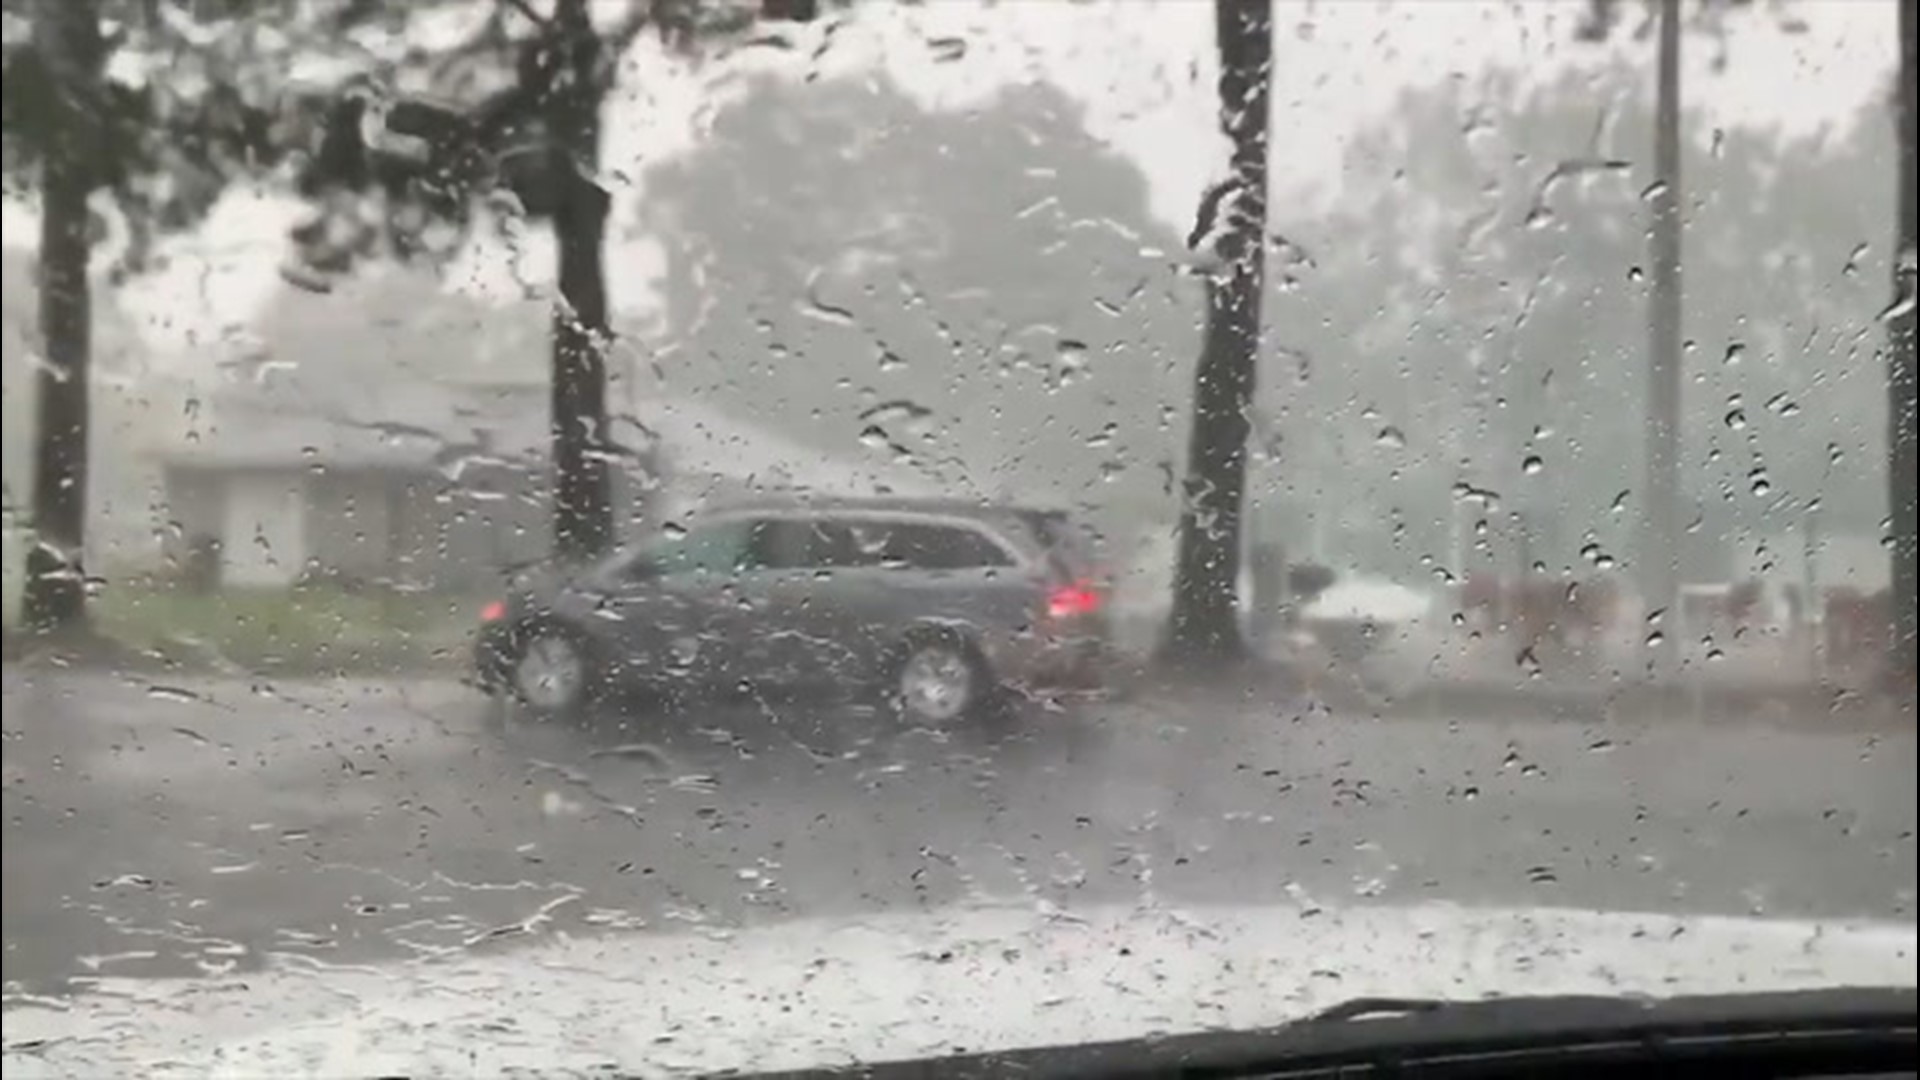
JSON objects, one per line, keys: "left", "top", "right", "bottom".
{"left": 498, "top": 0, "right": 551, "bottom": 30}
{"left": 589, "top": 0, "right": 655, "bottom": 91}
{"left": 428, "top": 7, "right": 511, "bottom": 80}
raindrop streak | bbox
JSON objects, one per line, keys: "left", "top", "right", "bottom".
{"left": 926, "top": 35, "right": 967, "bottom": 62}
{"left": 147, "top": 685, "right": 205, "bottom": 705}
{"left": 858, "top": 400, "right": 934, "bottom": 425}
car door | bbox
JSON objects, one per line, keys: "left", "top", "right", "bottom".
{"left": 707, "top": 516, "right": 822, "bottom": 687}
{"left": 821, "top": 517, "right": 1025, "bottom": 680}
{"left": 602, "top": 518, "right": 761, "bottom": 686}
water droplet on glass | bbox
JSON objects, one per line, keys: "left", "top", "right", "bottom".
{"left": 1521, "top": 455, "right": 1544, "bottom": 476}
{"left": 1749, "top": 468, "right": 1772, "bottom": 498}
{"left": 147, "top": 685, "right": 204, "bottom": 705}
{"left": 1723, "top": 342, "right": 1747, "bottom": 366}
{"left": 1627, "top": 265, "right": 1644, "bottom": 283}
{"left": 1376, "top": 426, "right": 1406, "bottom": 449}
{"left": 1724, "top": 408, "right": 1746, "bottom": 431}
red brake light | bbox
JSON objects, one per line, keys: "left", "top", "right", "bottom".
{"left": 479, "top": 600, "right": 507, "bottom": 623}
{"left": 1046, "top": 582, "right": 1102, "bottom": 620}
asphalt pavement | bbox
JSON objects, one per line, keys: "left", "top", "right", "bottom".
{"left": 3, "top": 667, "right": 1914, "bottom": 997}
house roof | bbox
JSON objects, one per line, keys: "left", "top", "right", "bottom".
{"left": 627, "top": 396, "right": 943, "bottom": 501}
{"left": 158, "top": 265, "right": 940, "bottom": 497}
{"left": 158, "top": 378, "right": 551, "bottom": 473}
{"left": 161, "top": 376, "right": 941, "bottom": 502}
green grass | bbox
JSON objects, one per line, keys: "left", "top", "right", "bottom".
{"left": 89, "top": 580, "right": 487, "bottom": 673}
{"left": 1, "top": 525, "right": 21, "bottom": 630}
{"left": 2, "top": 527, "right": 482, "bottom": 672}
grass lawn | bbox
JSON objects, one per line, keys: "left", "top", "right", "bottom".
{"left": 89, "top": 581, "right": 489, "bottom": 673}
{"left": 3, "top": 525, "right": 488, "bottom": 672}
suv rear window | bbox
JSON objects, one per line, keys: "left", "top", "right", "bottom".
{"left": 1017, "top": 510, "right": 1095, "bottom": 578}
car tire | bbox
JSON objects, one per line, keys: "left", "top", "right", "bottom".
{"left": 505, "top": 622, "right": 600, "bottom": 719}
{"left": 890, "top": 629, "right": 995, "bottom": 726}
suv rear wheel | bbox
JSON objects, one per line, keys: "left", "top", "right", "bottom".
{"left": 510, "top": 625, "right": 595, "bottom": 716}
{"left": 894, "top": 633, "right": 992, "bottom": 724}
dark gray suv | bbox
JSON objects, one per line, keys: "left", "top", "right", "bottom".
{"left": 474, "top": 497, "right": 1109, "bottom": 723}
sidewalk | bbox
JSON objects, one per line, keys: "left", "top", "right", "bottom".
{"left": 1330, "top": 630, "right": 1915, "bottom": 730}
{"left": 1107, "top": 628, "right": 1913, "bottom": 731}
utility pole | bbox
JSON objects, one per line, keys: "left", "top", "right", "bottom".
{"left": 1639, "top": 0, "right": 1684, "bottom": 678}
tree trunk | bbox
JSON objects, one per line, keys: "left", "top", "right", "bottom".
{"left": 1638, "top": 0, "right": 1683, "bottom": 678}
{"left": 1160, "top": 0, "right": 1272, "bottom": 667}
{"left": 546, "top": 0, "right": 614, "bottom": 562}
{"left": 1888, "top": 0, "right": 1917, "bottom": 684}
{"left": 19, "top": 0, "right": 103, "bottom": 634}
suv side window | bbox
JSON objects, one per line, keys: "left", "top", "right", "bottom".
{"left": 753, "top": 519, "right": 870, "bottom": 570}
{"left": 855, "top": 520, "right": 1013, "bottom": 571}
{"left": 629, "top": 519, "right": 761, "bottom": 580}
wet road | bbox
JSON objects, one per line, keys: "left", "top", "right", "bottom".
{"left": 3, "top": 669, "right": 1914, "bottom": 996}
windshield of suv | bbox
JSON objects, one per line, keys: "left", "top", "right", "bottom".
{"left": 2, "top": 0, "right": 1914, "bottom": 1076}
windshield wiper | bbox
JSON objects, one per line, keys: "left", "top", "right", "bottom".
{"left": 762, "top": 986, "right": 1916, "bottom": 1080}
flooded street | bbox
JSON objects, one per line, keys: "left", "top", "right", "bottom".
{"left": 6, "top": 670, "right": 1911, "bottom": 996}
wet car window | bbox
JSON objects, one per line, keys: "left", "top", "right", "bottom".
{"left": 860, "top": 521, "right": 1014, "bottom": 571}
{"left": 759, "top": 518, "right": 858, "bottom": 569}
{"left": 632, "top": 519, "right": 761, "bottom": 579}
{"left": 1, "top": 0, "right": 1914, "bottom": 1076}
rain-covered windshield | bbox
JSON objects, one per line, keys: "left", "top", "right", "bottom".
{"left": 2, "top": 0, "right": 1914, "bottom": 1073}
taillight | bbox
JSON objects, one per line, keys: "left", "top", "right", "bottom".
{"left": 479, "top": 600, "right": 507, "bottom": 623}
{"left": 1046, "top": 581, "right": 1102, "bottom": 620}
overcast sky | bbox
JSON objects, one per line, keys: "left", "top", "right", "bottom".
{"left": 0, "top": 0, "right": 1901, "bottom": 366}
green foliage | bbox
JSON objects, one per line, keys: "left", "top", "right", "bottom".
{"left": 2, "top": 1, "right": 388, "bottom": 274}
